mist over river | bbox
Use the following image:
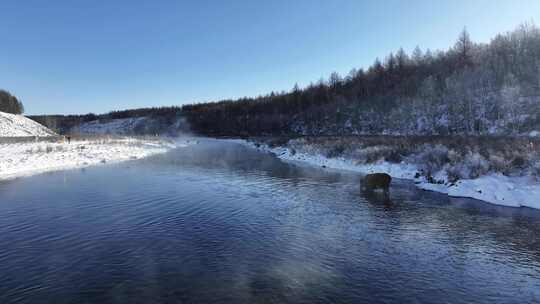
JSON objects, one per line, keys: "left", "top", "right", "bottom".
{"left": 1, "top": 139, "right": 539, "bottom": 304}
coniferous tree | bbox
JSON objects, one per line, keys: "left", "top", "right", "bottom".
{"left": 0, "top": 90, "right": 24, "bottom": 114}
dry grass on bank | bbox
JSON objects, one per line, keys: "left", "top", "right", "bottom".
{"left": 259, "top": 136, "right": 540, "bottom": 182}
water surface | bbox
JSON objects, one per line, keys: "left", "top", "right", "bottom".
{"left": 1, "top": 139, "right": 539, "bottom": 303}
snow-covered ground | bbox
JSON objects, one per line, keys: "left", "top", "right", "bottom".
{"left": 242, "top": 141, "right": 540, "bottom": 210}
{"left": 0, "top": 138, "right": 184, "bottom": 181}
{"left": 0, "top": 111, "right": 56, "bottom": 137}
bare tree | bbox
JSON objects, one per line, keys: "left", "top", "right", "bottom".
{"left": 455, "top": 27, "right": 474, "bottom": 67}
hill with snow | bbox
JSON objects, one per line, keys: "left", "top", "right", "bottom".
{"left": 71, "top": 117, "right": 147, "bottom": 135}
{"left": 70, "top": 116, "right": 190, "bottom": 136}
{"left": 0, "top": 111, "right": 56, "bottom": 137}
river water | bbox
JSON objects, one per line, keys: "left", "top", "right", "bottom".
{"left": 1, "top": 139, "right": 539, "bottom": 304}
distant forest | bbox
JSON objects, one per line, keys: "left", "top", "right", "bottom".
{"left": 0, "top": 90, "right": 24, "bottom": 114}
{"left": 31, "top": 23, "right": 540, "bottom": 136}
{"left": 30, "top": 106, "right": 182, "bottom": 134}
{"left": 182, "top": 24, "right": 540, "bottom": 136}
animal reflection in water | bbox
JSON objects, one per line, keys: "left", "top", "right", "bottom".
{"left": 361, "top": 173, "right": 392, "bottom": 204}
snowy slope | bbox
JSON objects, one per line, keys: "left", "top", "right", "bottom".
{"left": 0, "top": 111, "right": 56, "bottom": 137}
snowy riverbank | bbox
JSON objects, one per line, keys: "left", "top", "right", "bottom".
{"left": 242, "top": 140, "right": 540, "bottom": 210}
{"left": 0, "top": 137, "right": 182, "bottom": 181}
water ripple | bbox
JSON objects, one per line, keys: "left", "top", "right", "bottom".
{"left": 0, "top": 140, "right": 539, "bottom": 303}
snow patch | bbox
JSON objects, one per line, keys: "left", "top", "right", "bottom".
{"left": 529, "top": 130, "right": 540, "bottom": 137}
{"left": 417, "top": 174, "right": 540, "bottom": 208}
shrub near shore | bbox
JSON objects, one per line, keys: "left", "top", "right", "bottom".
{"left": 257, "top": 136, "right": 540, "bottom": 183}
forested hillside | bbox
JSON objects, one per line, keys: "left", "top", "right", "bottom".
{"left": 182, "top": 24, "right": 540, "bottom": 136}
{"left": 30, "top": 106, "right": 182, "bottom": 134}
{"left": 0, "top": 90, "right": 24, "bottom": 114}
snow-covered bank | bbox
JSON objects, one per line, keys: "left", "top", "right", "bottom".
{"left": 417, "top": 174, "right": 540, "bottom": 208}
{"left": 0, "top": 111, "right": 56, "bottom": 137}
{"left": 242, "top": 141, "right": 540, "bottom": 210}
{"left": 0, "top": 137, "right": 182, "bottom": 181}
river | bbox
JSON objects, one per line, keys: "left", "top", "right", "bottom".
{"left": 1, "top": 139, "right": 539, "bottom": 303}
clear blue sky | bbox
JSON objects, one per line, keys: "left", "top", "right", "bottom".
{"left": 0, "top": 0, "right": 538, "bottom": 115}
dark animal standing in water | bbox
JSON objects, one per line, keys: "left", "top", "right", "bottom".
{"left": 362, "top": 173, "right": 392, "bottom": 193}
